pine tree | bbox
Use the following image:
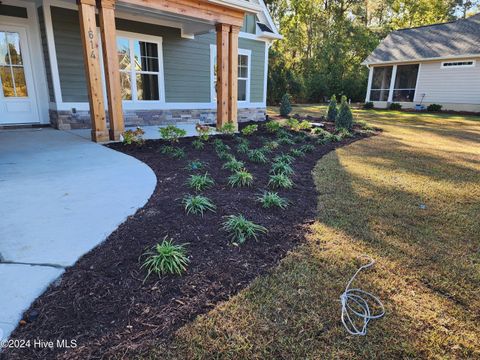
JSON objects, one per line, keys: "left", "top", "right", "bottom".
{"left": 279, "top": 94, "right": 292, "bottom": 117}
{"left": 336, "top": 95, "right": 353, "bottom": 131}
{"left": 327, "top": 95, "right": 337, "bottom": 121}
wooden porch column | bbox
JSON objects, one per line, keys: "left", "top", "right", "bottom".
{"left": 77, "top": 0, "right": 109, "bottom": 142}
{"left": 216, "top": 23, "right": 230, "bottom": 128}
{"left": 228, "top": 25, "right": 240, "bottom": 130}
{"left": 98, "top": 0, "right": 124, "bottom": 140}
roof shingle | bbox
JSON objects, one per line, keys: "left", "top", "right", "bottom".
{"left": 364, "top": 14, "right": 480, "bottom": 64}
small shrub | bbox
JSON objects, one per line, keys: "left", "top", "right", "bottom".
{"left": 279, "top": 94, "right": 292, "bottom": 117}
{"left": 336, "top": 95, "right": 353, "bottom": 131}
{"left": 286, "top": 118, "right": 300, "bottom": 131}
{"left": 247, "top": 149, "right": 268, "bottom": 164}
{"left": 141, "top": 237, "right": 189, "bottom": 279}
{"left": 182, "top": 194, "right": 216, "bottom": 216}
{"left": 192, "top": 139, "right": 205, "bottom": 150}
{"left": 160, "top": 145, "right": 176, "bottom": 154}
{"left": 277, "top": 128, "right": 292, "bottom": 139}
{"left": 337, "top": 128, "right": 353, "bottom": 139}
{"left": 327, "top": 95, "right": 338, "bottom": 121}
{"left": 299, "top": 120, "right": 312, "bottom": 130}
{"left": 122, "top": 127, "right": 145, "bottom": 146}
{"left": 299, "top": 144, "right": 315, "bottom": 153}
{"left": 218, "top": 122, "right": 236, "bottom": 136}
{"left": 187, "top": 173, "right": 215, "bottom": 191}
{"left": 389, "top": 102, "right": 402, "bottom": 110}
{"left": 257, "top": 191, "right": 288, "bottom": 209}
{"left": 278, "top": 136, "right": 295, "bottom": 146}
{"left": 217, "top": 151, "right": 235, "bottom": 162}
{"left": 171, "top": 147, "right": 186, "bottom": 159}
{"left": 195, "top": 124, "right": 212, "bottom": 141}
{"left": 184, "top": 160, "right": 205, "bottom": 171}
{"left": 313, "top": 128, "right": 335, "bottom": 142}
{"left": 159, "top": 125, "right": 187, "bottom": 143}
{"left": 228, "top": 169, "right": 254, "bottom": 187}
{"left": 268, "top": 173, "right": 293, "bottom": 189}
{"left": 265, "top": 121, "right": 281, "bottom": 133}
{"left": 274, "top": 153, "right": 294, "bottom": 165}
{"left": 264, "top": 140, "right": 280, "bottom": 151}
{"left": 241, "top": 124, "right": 258, "bottom": 136}
{"left": 222, "top": 158, "right": 245, "bottom": 172}
{"left": 290, "top": 148, "right": 305, "bottom": 157}
{"left": 293, "top": 132, "right": 308, "bottom": 143}
{"left": 270, "top": 161, "right": 294, "bottom": 176}
{"left": 222, "top": 215, "right": 267, "bottom": 244}
{"left": 363, "top": 102, "right": 374, "bottom": 109}
{"left": 427, "top": 104, "right": 442, "bottom": 112}
{"left": 236, "top": 137, "right": 249, "bottom": 146}
{"left": 236, "top": 143, "right": 250, "bottom": 154}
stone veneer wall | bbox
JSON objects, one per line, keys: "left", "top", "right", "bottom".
{"left": 49, "top": 108, "right": 266, "bottom": 130}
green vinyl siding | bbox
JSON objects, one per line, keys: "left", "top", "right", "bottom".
{"left": 50, "top": 6, "right": 265, "bottom": 104}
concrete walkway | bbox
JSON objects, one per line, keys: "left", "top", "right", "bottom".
{"left": 0, "top": 128, "right": 156, "bottom": 340}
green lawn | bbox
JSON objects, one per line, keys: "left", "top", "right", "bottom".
{"left": 150, "top": 106, "right": 480, "bottom": 359}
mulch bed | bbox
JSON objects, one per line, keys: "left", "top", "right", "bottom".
{"left": 4, "top": 120, "right": 373, "bottom": 360}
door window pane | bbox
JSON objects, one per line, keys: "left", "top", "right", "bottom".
{"left": 136, "top": 73, "right": 159, "bottom": 100}
{"left": 0, "top": 65, "right": 14, "bottom": 96}
{"left": 0, "top": 31, "right": 28, "bottom": 97}
{"left": 6, "top": 33, "right": 22, "bottom": 65}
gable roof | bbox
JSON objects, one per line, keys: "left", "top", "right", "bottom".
{"left": 364, "top": 13, "right": 480, "bottom": 65}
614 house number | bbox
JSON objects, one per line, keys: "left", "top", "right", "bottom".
{"left": 88, "top": 28, "right": 96, "bottom": 59}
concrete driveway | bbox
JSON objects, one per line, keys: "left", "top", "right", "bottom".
{"left": 0, "top": 128, "right": 156, "bottom": 340}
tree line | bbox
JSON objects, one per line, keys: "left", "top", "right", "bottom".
{"left": 265, "top": 0, "right": 479, "bottom": 104}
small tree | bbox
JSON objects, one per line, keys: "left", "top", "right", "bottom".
{"left": 336, "top": 95, "right": 353, "bottom": 131}
{"left": 279, "top": 94, "right": 292, "bottom": 117}
{"left": 327, "top": 95, "right": 337, "bottom": 121}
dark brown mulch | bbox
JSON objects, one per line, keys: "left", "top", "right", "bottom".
{"left": 4, "top": 121, "right": 373, "bottom": 360}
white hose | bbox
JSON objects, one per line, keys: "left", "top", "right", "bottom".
{"left": 340, "top": 256, "right": 385, "bottom": 335}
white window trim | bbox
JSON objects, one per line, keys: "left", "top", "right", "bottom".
{"left": 210, "top": 44, "right": 251, "bottom": 104}
{"left": 441, "top": 60, "right": 475, "bottom": 69}
{"left": 115, "top": 30, "right": 165, "bottom": 103}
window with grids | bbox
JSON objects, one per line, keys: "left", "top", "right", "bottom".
{"left": 117, "top": 37, "right": 161, "bottom": 101}
{"left": 211, "top": 47, "right": 250, "bottom": 102}
{"left": 0, "top": 31, "right": 27, "bottom": 97}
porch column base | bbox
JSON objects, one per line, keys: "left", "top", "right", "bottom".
{"left": 92, "top": 129, "right": 110, "bottom": 142}
{"left": 109, "top": 129, "right": 123, "bottom": 141}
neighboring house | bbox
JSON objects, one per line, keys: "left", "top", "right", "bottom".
{"left": 0, "top": 0, "right": 281, "bottom": 141}
{"left": 363, "top": 14, "right": 480, "bottom": 112}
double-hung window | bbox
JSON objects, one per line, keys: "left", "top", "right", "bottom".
{"left": 211, "top": 46, "right": 251, "bottom": 103}
{"left": 116, "top": 34, "right": 164, "bottom": 102}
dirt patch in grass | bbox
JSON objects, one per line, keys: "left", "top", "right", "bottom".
{"left": 4, "top": 122, "right": 371, "bottom": 359}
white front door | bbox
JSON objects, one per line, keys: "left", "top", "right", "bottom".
{"left": 0, "top": 26, "right": 39, "bottom": 124}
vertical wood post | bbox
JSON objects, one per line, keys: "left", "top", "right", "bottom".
{"left": 98, "top": 0, "right": 124, "bottom": 140}
{"left": 77, "top": 0, "right": 109, "bottom": 142}
{"left": 228, "top": 25, "right": 240, "bottom": 130}
{"left": 216, "top": 23, "right": 230, "bottom": 129}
